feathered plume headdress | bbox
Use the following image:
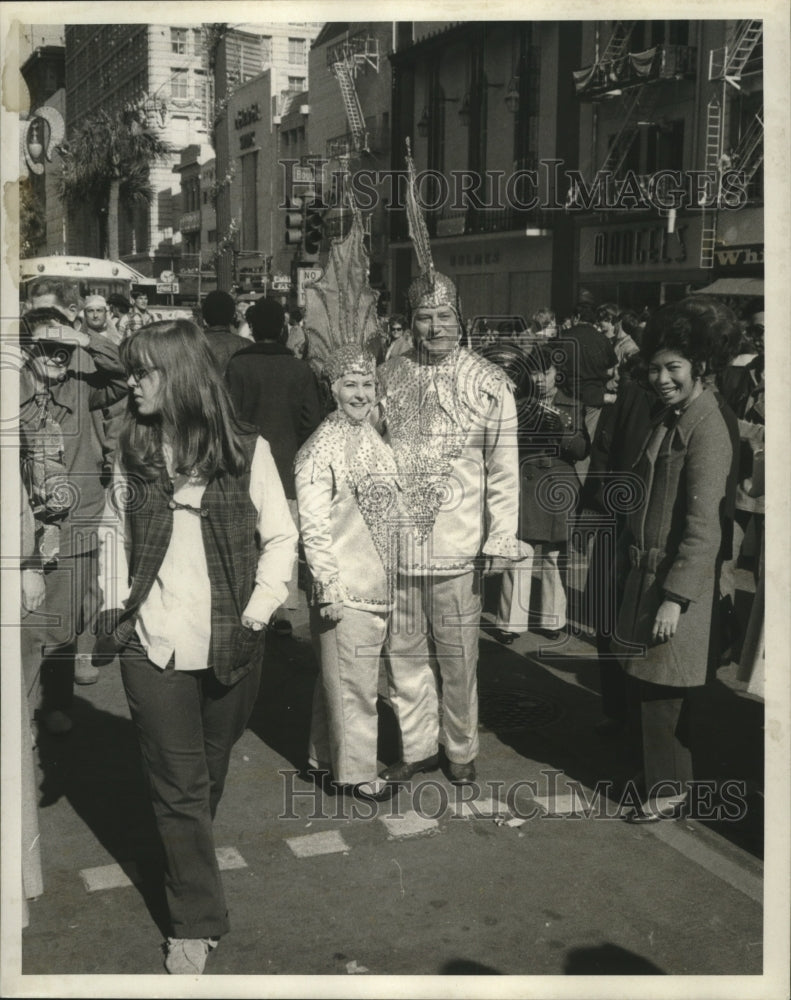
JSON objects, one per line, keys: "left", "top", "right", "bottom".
{"left": 405, "top": 138, "right": 460, "bottom": 313}
{"left": 304, "top": 208, "right": 381, "bottom": 382}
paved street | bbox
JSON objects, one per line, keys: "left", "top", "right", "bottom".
{"left": 13, "top": 569, "right": 767, "bottom": 986}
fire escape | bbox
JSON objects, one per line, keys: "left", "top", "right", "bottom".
{"left": 569, "top": 21, "right": 697, "bottom": 207}
{"left": 700, "top": 20, "right": 764, "bottom": 267}
{"left": 328, "top": 34, "right": 380, "bottom": 154}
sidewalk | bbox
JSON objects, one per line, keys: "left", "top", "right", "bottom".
{"left": 14, "top": 573, "right": 766, "bottom": 984}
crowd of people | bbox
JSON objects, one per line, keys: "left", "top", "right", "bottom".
{"left": 16, "top": 255, "right": 765, "bottom": 972}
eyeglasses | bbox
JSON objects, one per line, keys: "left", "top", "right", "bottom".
{"left": 390, "top": 326, "right": 403, "bottom": 332}
{"left": 128, "top": 366, "right": 157, "bottom": 383}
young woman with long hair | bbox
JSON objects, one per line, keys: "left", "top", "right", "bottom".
{"left": 102, "top": 320, "right": 297, "bottom": 974}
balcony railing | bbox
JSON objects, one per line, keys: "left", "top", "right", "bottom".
{"left": 573, "top": 44, "right": 697, "bottom": 100}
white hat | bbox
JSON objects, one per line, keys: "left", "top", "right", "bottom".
{"left": 84, "top": 294, "right": 107, "bottom": 309}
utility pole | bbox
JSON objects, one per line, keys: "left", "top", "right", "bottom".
{"left": 211, "top": 25, "right": 234, "bottom": 292}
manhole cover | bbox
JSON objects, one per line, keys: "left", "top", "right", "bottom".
{"left": 477, "top": 688, "right": 563, "bottom": 732}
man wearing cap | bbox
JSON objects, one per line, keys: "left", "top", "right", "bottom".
{"left": 377, "top": 270, "right": 524, "bottom": 786}
{"left": 118, "top": 289, "right": 151, "bottom": 337}
{"left": 19, "top": 303, "right": 128, "bottom": 732}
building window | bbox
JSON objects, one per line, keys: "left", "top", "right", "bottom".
{"left": 288, "top": 76, "right": 305, "bottom": 92}
{"left": 261, "top": 36, "right": 272, "bottom": 62}
{"left": 288, "top": 37, "right": 306, "bottom": 64}
{"left": 171, "top": 28, "right": 187, "bottom": 55}
{"left": 171, "top": 69, "right": 189, "bottom": 99}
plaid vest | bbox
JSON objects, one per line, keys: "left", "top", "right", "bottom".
{"left": 115, "top": 434, "right": 264, "bottom": 686}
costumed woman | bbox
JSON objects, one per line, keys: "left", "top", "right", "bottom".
{"left": 296, "top": 213, "right": 401, "bottom": 802}
{"left": 613, "top": 301, "right": 733, "bottom": 823}
{"left": 101, "top": 319, "right": 297, "bottom": 974}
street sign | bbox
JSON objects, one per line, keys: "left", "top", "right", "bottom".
{"left": 156, "top": 282, "right": 179, "bottom": 294}
{"left": 296, "top": 265, "right": 324, "bottom": 306}
{"left": 293, "top": 166, "right": 315, "bottom": 184}
{"left": 271, "top": 273, "right": 291, "bottom": 292}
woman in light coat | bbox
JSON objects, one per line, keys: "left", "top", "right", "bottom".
{"left": 613, "top": 302, "right": 733, "bottom": 822}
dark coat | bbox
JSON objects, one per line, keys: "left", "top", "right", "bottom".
{"left": 613, "top": 388, "right": 733, "bottom": 687}
{"left": 560, "top": 323, "right": 618, "bottom": 407}
{"left": 518, "top": 389, "right": 589, "bottom": 544}
{"left": 225, "top": 341, "right": 323, "bottom": 499}
{"left": 203, "top": 325, "right": 251, "bottom": 375}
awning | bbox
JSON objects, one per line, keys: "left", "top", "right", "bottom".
{"left": 692, "top": 277, "right": 764, "bottom": 297}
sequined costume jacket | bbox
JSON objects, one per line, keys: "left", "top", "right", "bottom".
{"left": 378, "top": 347, "right": 524, "bottom": 575}
{"left": 294, "top": 410, "right": 400, "bottom": 611}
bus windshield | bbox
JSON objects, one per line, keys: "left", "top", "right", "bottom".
{"left": 20, "top": 256, "right": 156, "bottom": 305}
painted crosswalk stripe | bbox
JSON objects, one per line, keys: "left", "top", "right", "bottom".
{"left": 450, "top": 795, "right": 509, "bottom": 819}
{"left": 532, "top": 793, "right": 587, "bottom": 816}
{"left": 79, "top": 846, "right": 247, "bottom": 892}
{"left": 380, "top": 810, "right": 439, "bottom": 839}
{"left": 286, "top": 830, "right": 350, "bottom": 858}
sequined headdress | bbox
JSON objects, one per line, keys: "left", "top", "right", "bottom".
{"left": 303, "top": 210, "right": 380, "bottom": 382}
{"left": 405, "top": 138, "right": 461, "bottom": 314}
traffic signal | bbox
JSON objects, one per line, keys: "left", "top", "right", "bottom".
{"left": 304, "top": 201, "right": 326, "bottom": 256}
{"left": 285, "top": 195, "right": 305, "bottom": 246}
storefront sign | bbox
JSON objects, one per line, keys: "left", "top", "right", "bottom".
{"left": 449, "top": 250, "right": 501, "bottom": 268}
{"left": 234, "top": 103, "right": 261, "bottom": 129}
{"left": 712, "top": 243, "right": 764, "bottom": 267}
{"left": 579, "top": 217, "right": 703, "bottom": 274}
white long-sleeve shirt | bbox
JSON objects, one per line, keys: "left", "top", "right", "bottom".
{"left": 101, "top": 437, "right": 297, "bottom": 671}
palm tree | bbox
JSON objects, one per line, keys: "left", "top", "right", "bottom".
{"left": 58, "top": 105, "right": 170, "bottom": 260}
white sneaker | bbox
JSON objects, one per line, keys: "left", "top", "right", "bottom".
{"left": 164, "top": 937, "right": 217, "bottom": 975}
{"left": 74, "top": 653, "right": 100, "bottom": 685}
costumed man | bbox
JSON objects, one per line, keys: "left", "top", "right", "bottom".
{"left": 378, "top": 142, "right": 525, "bottom": 786}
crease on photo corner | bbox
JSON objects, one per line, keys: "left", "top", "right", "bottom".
{"left": 2, "top": 17, "right": 26, "bottom": 288}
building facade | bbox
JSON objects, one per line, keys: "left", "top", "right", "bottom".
{"left": 571, "top": 19, "right": 763, "bottom": 310}
{"left": 63, "top": 22, "right": 322, "bottom": 279}
{"left": 388, "top": 21, "right": 581, "bottom": 324}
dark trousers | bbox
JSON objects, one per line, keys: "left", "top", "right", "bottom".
{"left": 120, "top": 638, "right": 261, "bottom": 939}
{"left": 23, "top": 550, "right": 99, "bottom": 716}
{"left": 626, "top": 675, "right": 695, "bottom": 798}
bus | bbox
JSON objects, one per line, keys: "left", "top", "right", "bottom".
{"left": 19, "top": 256, "right": 196, "bottom": 323}
{"left": 20, "top": 256, "right": 156, "bottom": 306}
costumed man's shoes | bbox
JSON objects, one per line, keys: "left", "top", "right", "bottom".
{"left": 381, "top": 754, "right": 440, "bottom": 782}
{"left": 624, "top": 798, "right": 689, "bottom": 824}
{"left": 492, "top": 628, "right": 518, "bottom": 645}
{"left": 351, "top": 780, "right": 399, "bottom": 803}
{"left": 449, "top": 760, "right": 477, "bottom": 785}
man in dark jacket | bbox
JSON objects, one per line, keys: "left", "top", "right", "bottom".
{"left": 201, "top": 290, "right": 251, "bottom": 374}
{"left": 560, "top": 299, "right": 618, "bottom": 483}
{"left": 225, "top": 298, "right": 323, "bottom": 635}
